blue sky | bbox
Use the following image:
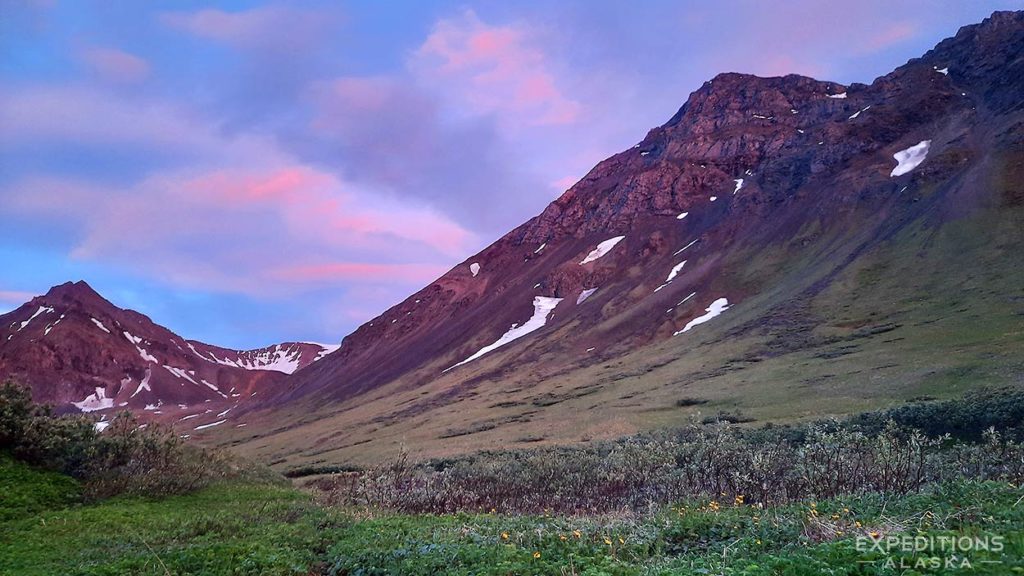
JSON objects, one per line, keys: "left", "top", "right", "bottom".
{"left": 1, "top": 0, "right": 1017, "bottom": 348}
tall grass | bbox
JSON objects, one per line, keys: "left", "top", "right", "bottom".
{"left": 310, "top": 390, "right": 1024, "bottom": 515}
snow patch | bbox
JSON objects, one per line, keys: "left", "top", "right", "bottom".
{"left": 130, "top": 369, "right": 152, "bottom": 398}
{"left": 678, "top": 292, "right": 697, "bottom": 306}
{"left": 676, "top": 212, "right": 688, "bottom": 220}
{"left": 470, "top": 262, "right": 481, "bottom": 277}
{"left": 194, "top": 420, "right": 226, "bottom": 431}
{"left": 580, "top": 236, "right": 625, "bottom": 265}
{"left": 848, "top": 105, "right": 870, "bottom": 120}
{"left": 934, "top": 66, "right": 949, "bottom": 75}
{"left": 18, "top": 306, "right": 53, "bottom": 331}
{"left": 313, "top": 343, "right": 340, "bottom": 362}
{"left": 576, "top": 288, "right": 598, "bottom": 305}
{"left": 91, "top": 318, "right": 110, "bottom": 333}
{"left": 73, "top": 387, "right": 114, "bottom": 412}
{"left": 665, "top": 261, "right": 687, "bottom": 283}
{"left": 733, "top": 179, "right": 744, "bottom": 194}
{"left": 445, "top": 296, "right": 563, "bottom": 371}
{"left": 534, "top": 243, "right": 546, "bottom": 254}
{"left": 674, "top": 298, "right": 730, "bottom": 335}
{"left": 828, "top": 92, "right": 847, "bottom": 99}
{"left": 890, "top": 140, "right": 931, "bottom": 177}
{"left": 95, "top": 421, "right": 110, "bottom": 433}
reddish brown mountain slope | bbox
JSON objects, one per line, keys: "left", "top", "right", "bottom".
{"left": 223, "top": 12, "right": 1023, "bottom": 469}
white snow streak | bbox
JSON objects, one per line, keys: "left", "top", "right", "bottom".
{"left": 91, "top": 318, "right": 110, "bottom": 333}
{"left": 576, "top": 288, "right": 598, "bottom": 305}
{"left": 194, "top": 420, "right": 227, "bottom": 431}
{"left": 733, "top": 179, "right": 744, "bottom": 194}
{"left": 665, "top": 261, "right": 687, "bottom": 283}
{"left": 673, "top": 239, "right": 699, "bottom": 256}
{"left": 445, "top": 296, "right": 563, "bottom": 371}
{"left": 674, "top": 298, "right": 730, "bottom": 335}
{"left": 676, "top": 212, "right": 688, "bottom": 220}
{"left": 18, "top": 306, "right": 53, "bottom": 331}
{"left": 580, "top": 236, "right": 625, "bottom": 265}
{"left": 890, "top": 140, "right": 931, "bottom": 177}
{"left": 470, "top": 262, "right": 481, "bottom": 277}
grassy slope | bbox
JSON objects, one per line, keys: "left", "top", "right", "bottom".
{"left": 3, "top": 455, "right": 1023, "bottom": 575}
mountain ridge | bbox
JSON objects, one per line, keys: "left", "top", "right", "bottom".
{"left": 0, "top": 280, "right": 338, "bottom": 420}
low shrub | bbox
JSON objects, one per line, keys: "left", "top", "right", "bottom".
{"left": 0, "top": 380, "right": 281, "bottom": 500}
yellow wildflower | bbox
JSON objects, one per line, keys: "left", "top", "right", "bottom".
{"left": 501, "top": 532, "right": 509, "bottom": 540}
{"left": 533, "top": 551, "right": 541, "bottom": 559}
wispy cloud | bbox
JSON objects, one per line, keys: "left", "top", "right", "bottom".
{"left": 411, "top": 9, "right": 581, "bottom": 128}
{"left": 78, "top": 47, "right": 150, "bottom": 84}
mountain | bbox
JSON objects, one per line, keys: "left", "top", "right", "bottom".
{"left": 0, "top": 281, "right": 338, "bottom": 419}
{"left": 202, "top": 11, "right": 1024, "bottom": 471}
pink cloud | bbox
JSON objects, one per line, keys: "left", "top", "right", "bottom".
{"left": 0, "top": 290, "right": 35, "bottom": 307}
{"left": 862, "top": 22, "right": 917, "bottom": 53}
{"left": 79, "top": 47, "right": 150, "bottom": 83}
{"left": 412, "top": 9, "right": 581, "bottom": 127}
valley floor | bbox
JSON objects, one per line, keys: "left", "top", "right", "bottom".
{"left": 2, "top": 455, "right": 1021, "bottom": 576}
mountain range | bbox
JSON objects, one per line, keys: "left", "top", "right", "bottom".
{"left": 2, "top": 11, "right": 1022, "bottom": 471}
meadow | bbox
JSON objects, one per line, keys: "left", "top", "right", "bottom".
{"left": 3, "top": 383, "right": 1023, "bottom": 575}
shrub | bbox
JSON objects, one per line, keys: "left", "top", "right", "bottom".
{"left": 1, "top": 380, "right": 281, "bottom": 500}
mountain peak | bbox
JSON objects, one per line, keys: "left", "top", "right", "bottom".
{"left": 41, "top": 280, "right": 110, "bottom": 307}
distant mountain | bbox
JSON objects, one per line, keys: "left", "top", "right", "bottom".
{"left": 0, "top": 281, "right": 338, "bottom": 416}
{"left": 222, "top": 11, "right": 1024, "bottom": 470}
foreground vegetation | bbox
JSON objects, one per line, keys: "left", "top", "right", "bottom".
{"left": 3, "top": 383, "right": 1023, "bottom": 574}
{"left": 3, "top": 454, "right": 1022, "bottom": 575}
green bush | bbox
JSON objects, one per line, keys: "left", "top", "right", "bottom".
{"left": 0, "top": 380, "right": 282, "bottom": 501}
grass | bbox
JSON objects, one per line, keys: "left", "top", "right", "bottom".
{"left": 4, "top": 452, "right": 1023, "bottom": 575}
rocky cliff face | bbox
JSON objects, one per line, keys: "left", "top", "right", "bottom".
{"left": 0, "top": 281, "right": 337, "bottom": 418}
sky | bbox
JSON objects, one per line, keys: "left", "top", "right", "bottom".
{"left": 1, "top": 0, "right": 1018, "bottom": 349}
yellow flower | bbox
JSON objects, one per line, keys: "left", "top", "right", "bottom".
{"left": 831, "top": 514, "right": 840, "bottom": 520}
{"left": 533, "top": 551, "right": 541, "bottom": 559}
{"left": 604, "top": 538, "right": 613, "bottom": 546}
{"left": 869, "top": 531, "right": 880, "bottom": 539}
{"left": 501, "top": 532, "right": 509, "bottom": 540}
{"left": 842, "top": 508, "right": 850, "bottom": 514}
{"left": 756, "top": 539, "right": 762, "bottom": 545}
{"left": 618, "top": 537, "right": 624, "bottom": 544}
{"left": 560, "top": 535, "right": 567, "bottom": 541}
{"left": 490, "top": 508, "right": 496, "bottom": 513}
{"left": 855, "top": 521, "right": 862, "bottom": 528}
{"left": 573, "top": 530, "right": 582, "bottom": 538}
